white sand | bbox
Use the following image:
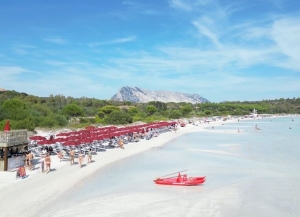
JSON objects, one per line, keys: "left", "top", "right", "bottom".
{"left": 0, "top": 122, "right": 218, "bottom": 216}
{"left": 0, "top": 118, "right": 251, "bottom": 217}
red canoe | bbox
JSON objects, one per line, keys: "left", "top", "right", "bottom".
{"left": 154, "top": 174, "right": 206, "bottom": 186}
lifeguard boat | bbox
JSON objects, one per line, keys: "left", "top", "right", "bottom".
{"left": 154, "top": 171, "right": 206, "bottom": 186}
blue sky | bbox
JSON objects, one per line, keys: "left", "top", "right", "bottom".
{"left": 0, "top": 0, "right": 300, "bottom": 102}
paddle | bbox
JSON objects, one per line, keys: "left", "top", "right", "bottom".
{"left": 160, "top": 169, "right": 188, "bottom": 178}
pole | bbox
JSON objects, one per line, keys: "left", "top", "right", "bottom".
{"left": 160, "top": 169, "right": 188, "bottom": 177}
{"left": 4, "top": 147, "right": 8, "bottom": 171}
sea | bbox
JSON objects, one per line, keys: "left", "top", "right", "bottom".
{"left": 40, "top": 116, "right": 300, "bottom": 217}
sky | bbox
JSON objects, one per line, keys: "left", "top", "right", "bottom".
{"left": 0, "top": 0, "right": 300, "bottom": 102}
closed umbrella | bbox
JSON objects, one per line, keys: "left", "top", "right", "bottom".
{"left": 4, "top": 119, "right": 10, "bottom": 132}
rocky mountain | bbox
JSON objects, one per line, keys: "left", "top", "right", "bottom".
{"left": 111, "top": 86, "right": 209, "bottom": 104}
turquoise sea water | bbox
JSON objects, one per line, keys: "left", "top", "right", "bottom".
{"left": 40, "top": 117, "right": 300, "bottom": 217}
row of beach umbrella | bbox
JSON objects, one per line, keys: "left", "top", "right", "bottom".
{"left": 29, "top": 121, "right": 177, "bottom": 146}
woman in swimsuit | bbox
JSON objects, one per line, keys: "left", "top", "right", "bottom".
{"left": 78, "top": 151, "right": 85, "bottom": 168}
{"left": 87, "top": 149, "right": 92, "bottom": 164}
{"left": 44, "top": 153, "right": 51, "bottom": 173}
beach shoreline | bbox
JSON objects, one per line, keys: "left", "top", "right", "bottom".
{"left": 0, "top": 115, "right": 292, "bottom": 217}
{"left": 0, "top": 120, "right": 213, "bottom": 217}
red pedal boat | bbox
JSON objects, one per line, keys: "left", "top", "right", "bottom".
{"left": 154, "top": 172, "right": 206, "bottom": 186}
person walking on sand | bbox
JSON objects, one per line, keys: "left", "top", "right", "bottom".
{"left": 69, "top": 149, "right": 75, "bottom": 165}
{"left": 61, "top": 149, "right": 65, "bottom": 161}
{"left": 44, "top": 153, "right": 51, "bottom": 173}
{"left": 87, "top": 148, "right": 92, "bottom": 164}
{"left": 78, "top": 151, "right": 84, "bottom": 168}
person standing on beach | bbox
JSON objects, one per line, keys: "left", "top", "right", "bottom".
{"left": 44, "top": 153, "right": 51, "bottom": 173}
{"left": 25, "top": 152, "right": 30, "bottom": 168}
{"left": 87, "top": 148, "right": 92, "bottom": 163}
{"left": 118, "top": 138, "right": 124, "bottom": 149}
{"left": 58, "top": 149, "right": 65, "bottom": 162}
{"left": 70, "top": 149, "right": 75, "bottom": 165}
{"left": 42, "top": 148, "right": 47, "bottom": 157}
{"left": 48, "top": 146, "right": 53, "bottom": 155}
{"left": 27, "top": 151, "right": 34, "bottom": 170}
{"left": 57, "top": 151, "right": 62, "bottom": 161}
{"left": 40, "top": 158, "right": 45, "bottom": 173}
{"left": 78, "top": 151, "right": 84, "bottom": 168}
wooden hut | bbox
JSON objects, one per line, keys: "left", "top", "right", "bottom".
{"left": 0, "top": 130, "right": 28, "bottom": 171}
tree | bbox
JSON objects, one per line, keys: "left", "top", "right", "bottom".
{"left": 169, "top": 110, "right": 182, "bottom": 119}
{"left": 2, "top": 98, "right": 31, "bottom": 120}
{"left": 52, "top": 114, "right": 68, "bottom": 127}
{"left": 180, "top": 104, "right": 193, "bottom": 116}
{"left": 204, "top": 110, "right": 212, "bottom": 115}
{"left": 100, "top": 106, "right": 120, "bottom": 115}
{"left": 146, "top": 105, "right": 157, "bottom": 115}
{"left": 97, "top": 111, "right": 106, "bottom": 119}
{"left": 61, "top": 104, "right": 84, "bottom": 117}
{"left": 128, "top": 107, "right": 139, "bottom": 116}
{"left": 104, "top": 111, "right": 133, "bottom": 125}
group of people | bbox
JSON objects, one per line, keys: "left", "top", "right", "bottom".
{"left": 59, "top": 148, "right": 93, "bottom": 168}
{"left": 39, "top": 152, "right": 51, "bottom": 173}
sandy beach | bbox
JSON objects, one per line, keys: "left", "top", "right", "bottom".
{"left": 0, "top": 116, "right": 300, "bottom": 217}
{"left": 0, "top": 119, "right": 239, "bottom": 217}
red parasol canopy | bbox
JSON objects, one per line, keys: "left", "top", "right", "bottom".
{"left": 56, "top": 132, "right": 69, "bottom": 137}
{"left": 38, "top": 140, "right": 54, "bottom": 145}
{"left": 29, "top": 135, "right": 47, "bottom": 141}
{"left": 52, "top": 137, "right": 66, "bottom": 142}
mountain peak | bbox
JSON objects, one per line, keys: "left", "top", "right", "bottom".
{"left": 111, "top": 87, "right": 209, "bottom": 103}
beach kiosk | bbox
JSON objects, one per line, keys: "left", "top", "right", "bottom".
{"left": 0, "top": 130, "right": 28, "bottom": 171}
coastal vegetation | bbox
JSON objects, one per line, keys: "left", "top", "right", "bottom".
{"left": 0, "top": 90, "right": 299, "bottom": 131}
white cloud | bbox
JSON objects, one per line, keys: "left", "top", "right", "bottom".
{"left": 88, "top": 36, "right": 136, "bottom": 47}
{"left": 44, "top": 36, "right": 68, "bottom": 45}
{"left": 270, "top": 17, "right": 300, "bottom": 71}
{"left": 193, "top": 19, "right": 221, "bottom": 48}
{"left": 44, "top": 60, "right": 68, "bottom": 66}
{"left": 0, "top": 65, "right": 27, "bottom": 75}
{"left": 242, "top": 27, "right": 270, "bottom": 40}
{"left": 11, "top": 44, "right": 36, "bottom": 55}
{"left": 169, "top": 0, "right": 192, "bottom": 11}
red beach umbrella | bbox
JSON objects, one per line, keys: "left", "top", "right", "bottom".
{"left": 29, "top": 136, "right": 47, "bottom": 141}
{"left": 53, "top": 138, "right": 66, "bottom": 142}
{"left": 56, "top": 132, "right": 69, "bottom": 137}
{"left": 38, "top": 140, "right": 54, "bottom": 145}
